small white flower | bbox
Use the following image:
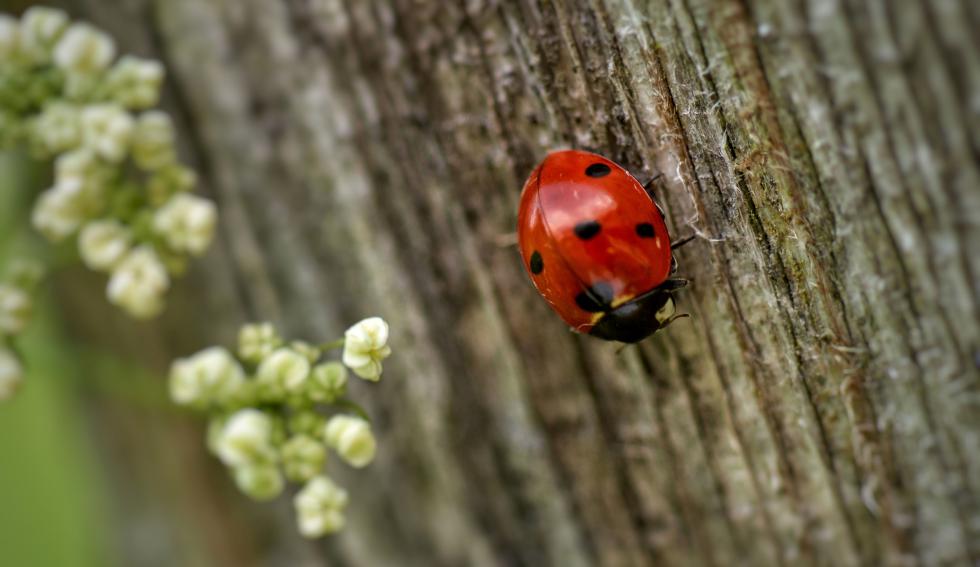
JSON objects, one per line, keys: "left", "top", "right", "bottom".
{"left": 78, "top": 220, "right": 131, "bottom": 272}
{"left": 80, "top": 104, "right": 133, "bottom": 162}
{"left": 55, "top": 148, "right": 104, "bottom": 183}
{"left": 31, "top": 103, "right": 81, "bottom": 155}
{"left": 52, "top": 22, "right": 115, "bottom": 75}
{"left": 232, "top": 464, "right": 285, "bottom": 501}
{"left": 19, "top": 6, "right": 68, "bottom": 61}
{"left": 0, "top": 347, "right": 23, "bottom": 401}
{"left": 105, "top": 55, "right": 164, "bottom": 109}
{"left": 281, "top": 435, "right": 327, "bottom": 483}
{"left": 324, "top": 415, "right": 376, "bottom": 468}
{"left": 31, "top": 178, "right": 90, "bottom": 241}
{"left": 106, "top": 246, "right": 169, "bottom": 319}
{"left": 168, "top": 346, "right": 246, "bottom": 407}
{"left": 294, "top": 476, "right": 348, "bottom": 538}
{"left": 214, "top": 408, "right": 277, "bottom": 467}
{"left": 342, "top": 317, "right": 391, "bottom": 381}
{"left": 307, "top": 362, "right": 347, "bottom": 403}
{"left": 0, "top": 285, "right": 31, "bottom": 337}
{"left": 256, "top": 348, "right": 311, "bottom": 395}
{"left": 131, "top": 110, "right": 175, "bottom": 170}
{"left": 152, "top": 193, "right": 217, "bottom": 256}
{"left": 237, "top": 322, "right": 281, "bottom": 364}
{"left": 0, "top": 15, "right": 21, "bottom": 61}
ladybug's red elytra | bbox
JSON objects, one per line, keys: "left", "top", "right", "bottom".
{"left": 517, "top": 149, "right": 689, "bottom": 343}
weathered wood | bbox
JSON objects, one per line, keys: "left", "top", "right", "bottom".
{"left": 51, "top": 0, "right": 979, "bottom": 565}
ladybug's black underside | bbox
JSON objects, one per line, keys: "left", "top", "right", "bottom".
{"left": 589, "top": 279, "right": 688, "bottom": 343}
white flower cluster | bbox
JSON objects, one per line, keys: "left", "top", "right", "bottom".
{"left": 169, "top": 318, "right": 391, "bottom": 537}
{"left": 0, "top": 7, "right": 215, "bottom": 319}
{"left": 0, "top": 260, "right": 43, "bottom": 402}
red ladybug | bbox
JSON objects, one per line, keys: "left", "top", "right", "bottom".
{"left": 517, "top": 150, "right": 689, "bottom": 343}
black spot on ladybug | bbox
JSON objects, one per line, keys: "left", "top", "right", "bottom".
{"left": 529, "top": 251, "right": 544, "bottom": 274}
{"left": 575, "top": 281, "right": 614, "bottom": 312}
{"left": 574, "top": 220, "right": 601, "bottom": 240}
{"left": 636, "top": 222, "right": 656, "bottom": 238}
{"left": 585, "top": 163, "right": 611, "bottom": 178}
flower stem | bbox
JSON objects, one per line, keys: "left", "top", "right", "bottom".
{"left": 318, "top": 338, "right": 345, "bottom": 351}
{"left": 331, "top": 398, "right": 370, "bottom": 422}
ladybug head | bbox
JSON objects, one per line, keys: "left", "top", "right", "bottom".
{"left": 589, "top": 281, "right": 687, "bottom": 343}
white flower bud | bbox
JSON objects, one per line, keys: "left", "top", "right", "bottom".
{"left": 55, "top": 148, "right": 106, "bottom": 184}
{"left": 106, "top": 246, "right": 169, "bottom": 319}
{"left": 294, "top": 476, "right": 348, "bottom": 538}
{"left": 80, "top": 104, "right": 133, "bottom": 163}
{"left": 31, "top": 103, "right": 80, "bottom": 155}
{"left": 341, "top": 317, "right": 391, "bottom": 381}
{"left": 214, "top": 408, "right": 277, "bottom": 467}
{"left": 105, "top": 55, "right": 164, "bottom": 109}
{"left": 281, "top": 435, "right": 327, "bottom": 482}
{"left": 237, "top": 322, "right": 281, "bottom": 364}
{"left": 290, "top": 340, "right": 321, "bottom": 364}
{"left": 131, "top": 110, "right": 175, "bottom": 170}
{"left": 0, "top": 15, "right": 21, "bottom": 61}
{"left": 256, "top": 348, "right": 310, "bottom": 395}
{"left": 152, "top": 193, "right": 217, "bottom": 256}
{"left": 324, "top": 415, "right": 376, "bottom": 468}
{"left": 307, "top": 362, "right": 347, "bottom": 403}
{"left": 19, "top": 7, "right": 68, "bottom": 61}
{"left": 78, "top": 220, "right": 131, "bottom": 272}
{"left": 168, "top": 346, "right": 246, "bottom": 408}
{"left": 52, "top": 22, "right": 115, "bottom": 75}
{"left": 0, "top": 284, "right": 31, "bottom": 337}
{"left": 31, "top": 178, "right": 90, "bottom": 241}
{"left": 232, "top": 464, "right": 284, "bottom": 501}
{"left": 0, "top": 347, "right": 23, "bottom": 401}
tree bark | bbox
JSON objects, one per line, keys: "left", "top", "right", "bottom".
{"left": 45, "top": 0, "right": 980, "bottom": 565}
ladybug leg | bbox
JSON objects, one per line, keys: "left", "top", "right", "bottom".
{"left": 670, "top": 256, "right": 678, "bottom": 274}
{"left": 642, "top": 173, "right": 663, "bottom": 191}
{"left": 671, "top": 234, "right": 696, "bottom": 250}
{"left": 642, "top": 174, "right": 664, "bottom": 201}
{"left": 660, "top": 312, "right": 691, "bottom": 329}
{"left": 659, "top": 278, "right": 688, "bottom": 291}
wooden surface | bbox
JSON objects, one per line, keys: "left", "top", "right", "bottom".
{"left": 39, "top": 0, "right": 980, "bottom": 565}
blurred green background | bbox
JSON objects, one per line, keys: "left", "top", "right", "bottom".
{"left": 0, "top": 151, "right": 112, "bottom": 567}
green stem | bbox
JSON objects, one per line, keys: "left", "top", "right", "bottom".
{"left": 318, "top": 338, "right": 345, "bottom": 351}
{"left": 331, "top": 398, "right": 370, "bottom": 422}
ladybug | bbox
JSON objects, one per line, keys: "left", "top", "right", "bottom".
{"left": 517, "top": 150, "right": 689, "bottom": 343}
